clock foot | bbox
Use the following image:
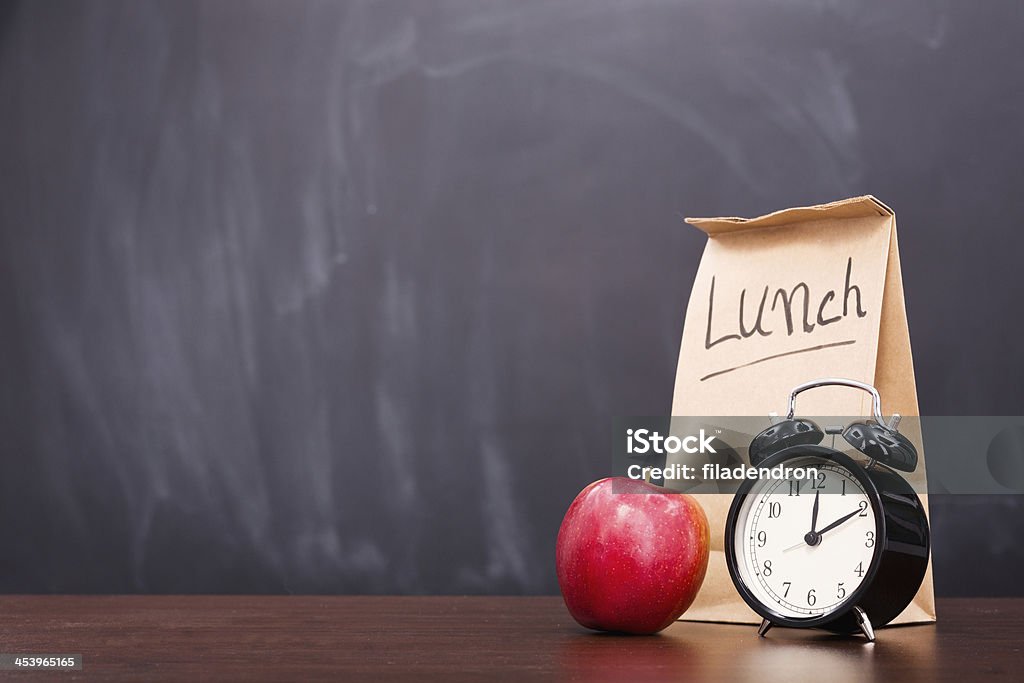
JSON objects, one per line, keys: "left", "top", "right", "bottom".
{"left": 757, "top": 618, "right": 773, "bottom": 637}
{"left": 853, "top": 606, "right": 875, "bottom": 642}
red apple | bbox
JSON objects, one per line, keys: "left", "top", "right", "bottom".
{"left": 556, "top": 477, "right": 709, "bottom": 634}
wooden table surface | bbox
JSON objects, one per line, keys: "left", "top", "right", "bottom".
{"left": 0, "top": 596, "right": 1020, "bottom": 681}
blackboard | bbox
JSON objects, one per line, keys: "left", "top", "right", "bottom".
{"left": 0, "top": 0, "right": 1022, "bottom": 596}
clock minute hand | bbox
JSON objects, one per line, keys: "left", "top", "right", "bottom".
{"left": 783, "top": 491, "right": 826, "bottom": 553}
{"left": 816, "top": 508, "right": 861, "bottom": 537}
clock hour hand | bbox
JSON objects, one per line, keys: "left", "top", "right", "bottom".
{"left": 816, "top": 508, "right": 862, "bottom": 536}
{"left": 810, "top": 490, "right": 820, "bottom": 534}
{"left": 785, "top": 503, "right": 861, "bottom": 551}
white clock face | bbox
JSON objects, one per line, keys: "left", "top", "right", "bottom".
{"left": 733, "top": 455, "right": 879, "bottom": 619}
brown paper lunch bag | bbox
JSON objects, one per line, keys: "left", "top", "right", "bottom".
{"left": 665, "top": 196, "right": 936, "bottom": 625}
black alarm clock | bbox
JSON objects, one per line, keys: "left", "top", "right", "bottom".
{"left": 724, "top": 378, "right": 930, "bottom": 642}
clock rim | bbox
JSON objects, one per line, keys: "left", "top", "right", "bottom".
{"left": 724, "top": 445, "right": 887, "bottom": 629}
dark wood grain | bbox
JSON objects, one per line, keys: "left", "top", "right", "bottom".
{"left": 0, "top": 597, "right": 1020, "bottom": 681}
